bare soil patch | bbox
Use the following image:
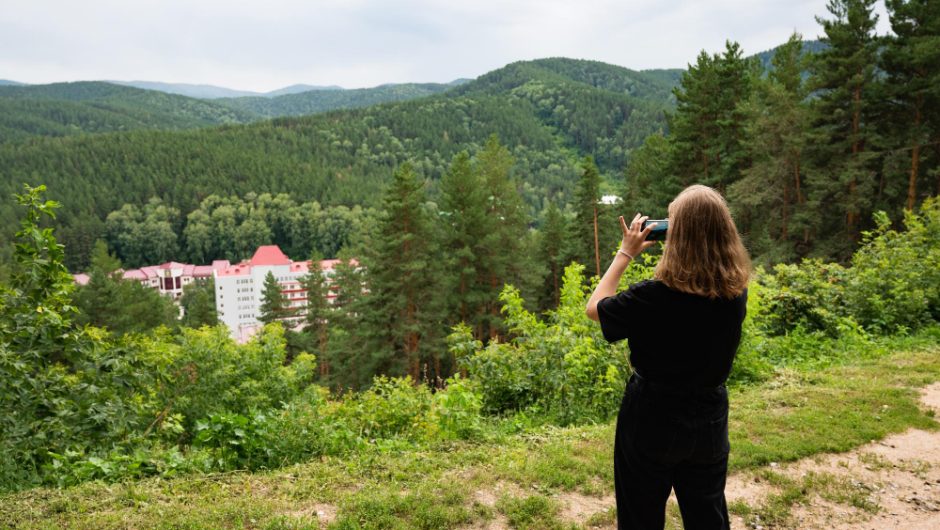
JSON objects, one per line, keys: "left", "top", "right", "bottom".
{"left": 464, "top": 382, "right": 940, "bottom": 529}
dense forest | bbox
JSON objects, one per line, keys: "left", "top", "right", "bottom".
{"left": 0, "top": 81, "right": 257, "bottom": 141}
{"left": 216, "top": 81, "right": 463, "bottom": 118}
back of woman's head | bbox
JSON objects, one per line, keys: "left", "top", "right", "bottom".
{"left": 654, "top": 184, "right": 751, "bottom": 299}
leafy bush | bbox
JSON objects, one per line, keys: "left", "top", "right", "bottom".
{"left": 460, "top": 263, "right": 631, "bottom": 425}
{"left": 755, "top": 260, "right": 850, "bottom": 336}
{"left": 429, "top": 373, "right": 485, "bottom": 440}
{"left": 753, "top": 199, "right": 940, "bottom": 335}
{"left": 842, "top": 202, "right": 940, "bottom": 333}
{"left": 337, "top": 376, "right": 434, "bottom": 440}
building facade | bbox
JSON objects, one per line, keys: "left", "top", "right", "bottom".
{"left": 214, "top": 245, "right": 352, "bottom": 342}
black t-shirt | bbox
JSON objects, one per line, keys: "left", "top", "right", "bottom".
{"left": 597, "top": 279, "right": 747, "bottom": 388}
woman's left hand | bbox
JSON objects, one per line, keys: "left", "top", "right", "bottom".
{"left": 619, "top": 213, "right": 657, "bottom": 258}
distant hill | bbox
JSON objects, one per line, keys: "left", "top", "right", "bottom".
{"left": 218, "top": 82, "right": 463, "bottom": 118}
{"left": 0, "top": 81, "right": 257, "bottom": 141}
{"left": 264, "top": 84, "right": 345, "bottom": 97}
{"left": 112, "top": 81, "right": 263, "bottom": 99}
{"left": 751, "top": 39, "right": 827, "bottom": 70}
{"left": 0, "top": 79, "right": 25, "bottom": 86}
{"left": 451, "top": 57, "right": 678, "bottom": 103}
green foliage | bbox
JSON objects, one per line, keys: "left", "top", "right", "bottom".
{"left": 843, "top": 200, "right": 940, "bottom": 332}
{"left": 104, "top": 198, "right": 180, "bottom": 268}
{"left": 0, "top": 81, "right": 256, "bottom": 143}
{"left": 259, "top": 271, "right": 291, "bottom": 324}
{"left": 429, "top": 374, "right": 485, "bottom": 440}
{"left": 337, "top": 376, "right": 433, "bottom": 441}
{"left": 460, "top": 263, "right": 631, "bottom": 425}
{"left": 752, "top": 199, "right": 940, "bottom": 335}
{"left": 218, "top": 82, "right": 453, "bottom": 118}
{"left": 180, "top": 277, "right": 218, "bottom": 328}
{"left": 73, "top": 242, "right": 180, "bottom": 335}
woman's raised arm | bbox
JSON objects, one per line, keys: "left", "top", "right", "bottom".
{"left": 585, "top": 213, "right": 656, "bottom": 321}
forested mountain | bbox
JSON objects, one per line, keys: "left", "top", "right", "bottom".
{"left": 751, "top": 39, "right": 827, "bottom": 71}
{"left": 263, "top": 83, "right": 345, "bottom": 97}
{"left": 0, "top": 81, "right": 257, "bottom": 141}
{"left": 116, "top": 80, "right": 344, "bottom": 98}
{"left": 112, "top": 80, "right": 263, "bottom": 99}
{"left": 217, "top": 82, "right": 461, "bottom": 117}
{"left": 0, "top": 58, "right": 680, "bottom": 269}
{"left": 0, "top": 79, "right": 24, "bottom": 86}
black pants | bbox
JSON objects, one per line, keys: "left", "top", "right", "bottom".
{"left": 614, "top": 373, "right": 730, "bottom": 530}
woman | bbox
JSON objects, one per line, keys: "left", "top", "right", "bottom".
{"left": 585, "top": 185, "right": 750, "bottom": 530}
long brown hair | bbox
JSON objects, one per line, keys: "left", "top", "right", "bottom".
{"left": 654, "top": 185, "right": 751, "bottom": 299}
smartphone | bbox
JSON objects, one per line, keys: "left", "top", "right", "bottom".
{"left": 642, "top": 219, "right": 668, "bottom": 241}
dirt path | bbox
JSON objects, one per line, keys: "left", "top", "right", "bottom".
{"left": 471, "top": 382, "right": 940, "bottom": 529}
{"left": 724, "top": 382, "right": 940, "bottom": 530}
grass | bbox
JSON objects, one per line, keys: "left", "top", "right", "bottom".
{"left": 1, "top": 341, "right": 938, "bottom": 529}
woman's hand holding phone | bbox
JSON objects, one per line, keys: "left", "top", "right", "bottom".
{"left": 619, "top": 213, "right": 657, "bottom": 259}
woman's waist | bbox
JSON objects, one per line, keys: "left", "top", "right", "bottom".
{"left": 626, "top": 371, "right": 728, "bottom": 417}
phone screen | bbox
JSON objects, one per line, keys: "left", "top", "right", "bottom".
{"left": 642, "top": 219, "right": 668, "bottom": 241}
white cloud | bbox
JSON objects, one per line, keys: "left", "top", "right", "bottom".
{"left": 0, "top": 0, "right": 894, "bottom": 92}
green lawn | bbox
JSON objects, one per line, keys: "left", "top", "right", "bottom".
{"left": 2, "top": 344, "right": 938, "bottom": 529}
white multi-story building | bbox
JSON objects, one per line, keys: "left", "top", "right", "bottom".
{"left": 214, "top": 245, "right": 353, "bottom": 342}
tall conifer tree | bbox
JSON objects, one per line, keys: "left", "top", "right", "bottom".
{"left": 569, "top": 156, "right": 604, "bottom": 278}
{"left": 882, "top": 0, "right": 940, "bottom": 210}
{"left": 475, "top": 135, "right": 530, "bottom": 340}
{"left": 669, "top": 41, "right": 755, "bottom": 191}
{"left": 300, "top": 263, "right": 330, "bottom": 374}
{"left": 358, "top": 162, "right": 445, "bottom": 383}
{"left": 537, "top": 201, "right": 567, "bottom": 310}
{"left": 439, "top": 150, "right": 489, "bottom": 334}
{"left": 731, "top": 33, "right": 813, "bottom": 261}
{"left": 259, "top": 271, "right": 289, "bottom": 324}
{"left": 806, "top": 0, "right": 881, "bottom": 252}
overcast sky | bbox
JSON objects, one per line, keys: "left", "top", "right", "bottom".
{"left": 1, "top": 0, "right": 893, "bottom": 92}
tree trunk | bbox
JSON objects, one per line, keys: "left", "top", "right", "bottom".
{"left": 847, "top": 86, "right": 861, "bottom": 237}
{"left": 781, "top": 174, "right": 789, "bottom": 241}
{"left": 592, "top": 204, "right": 600, "bottom": 278}
{"left": 906, "top": 106, "right": 922, "bottom": 211}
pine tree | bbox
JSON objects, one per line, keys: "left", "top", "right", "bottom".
{"left": 623, "top": 133, "right": 680, "bottom": 217}
{"left": 881, "top": 0, "right": 940, "bottom": 210}
{"left": 730, "top": 32, "right": 813, "bottom": 262}
{"left": 669, "top": 42, "right": 756, "bottom": 190}
{"left": 258, "top": 271, "right": 289, "bottom": 324}
{"left": 806, "top": 0, "right": 882, "bottom": 253}
{"left": 568, "top": 156, "right": 604, "bottom": 278}
{"left": 439, "top": 150, "right": 489, "bottom": 333}
{"left": 73, "top": 241, "right": 179, "bottom": 335}
{"left": 358, "top": 162, "right": 445, "bottom": 384}
{"left": 537, "top": 201, "right": 567, "bottom": 310}
{"left": 319, "top": 252, "right": 366, "bottom": 390}
{"left": 299, "top": 263, "right": 330, "bottom": 374}
{"left": 474, "top": 134, "right": 530, "bottom": 340}
{"left": 180, "top": 277, "right": 218, "bottom": 328}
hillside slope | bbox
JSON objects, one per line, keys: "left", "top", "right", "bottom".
{"left": 0, "top": 82, "right": 258, "bottom": 141}
{"left": 218, "top": 82, "right": 459, "bottom": 118}
{"left": 0, "top": 58, "right": 678, "bottom": 261}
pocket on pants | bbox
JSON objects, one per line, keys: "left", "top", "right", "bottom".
{"left": 628, "top": 395, "right": 678, "bottom": 461}
{"left": 708, "top": 412, "right": 730, "bottom": 458}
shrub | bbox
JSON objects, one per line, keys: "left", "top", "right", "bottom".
{"left": 460, "top": 263, "right": 631, "bottom": 425}
{"left": 337, "top": 376, "right": 434, "bottom": 440}
{"left": 429, "top": 373, "right": 485, "bottom": 440}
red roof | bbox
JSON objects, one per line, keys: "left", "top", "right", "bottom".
{"left": 249, "top": 245, "right": 291, "bottom": 266}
